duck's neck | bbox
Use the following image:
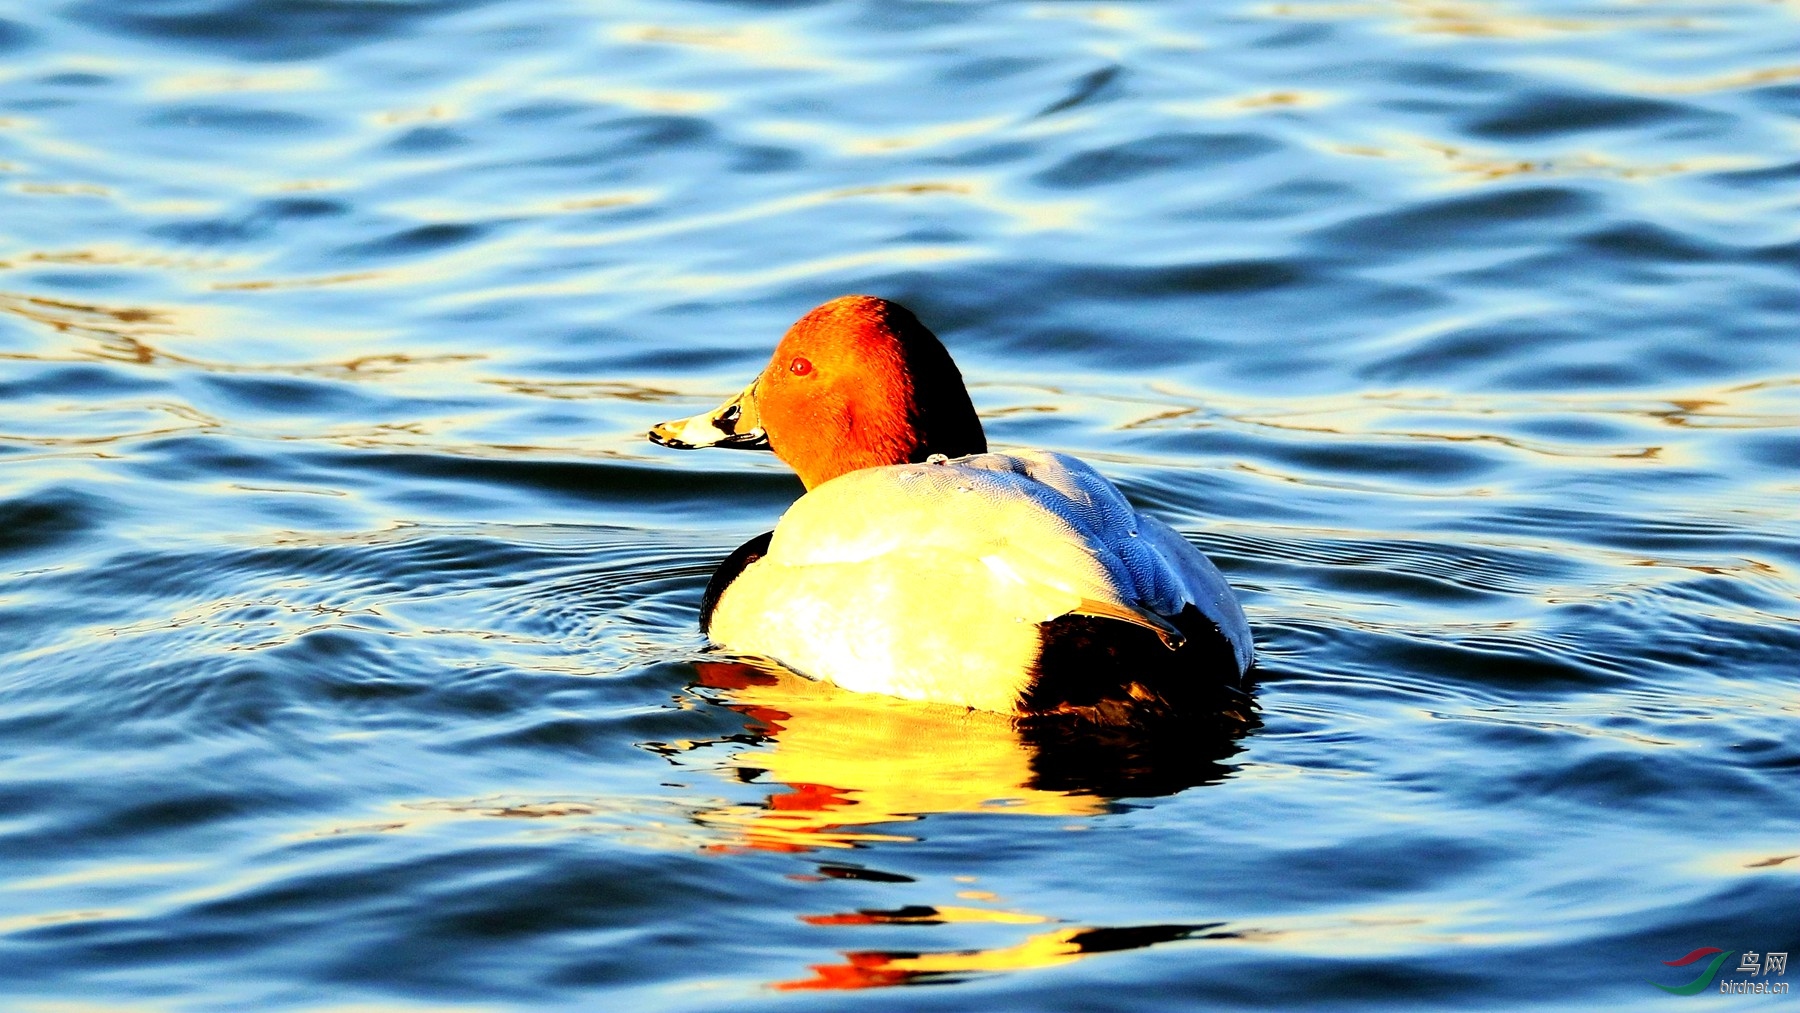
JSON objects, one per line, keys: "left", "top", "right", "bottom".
{"left": 788, "top": 387, "right": 987, "bottom": 489}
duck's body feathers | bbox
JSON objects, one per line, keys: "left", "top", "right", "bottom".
{"left": 704, "top": 451, "right": 1251, "bottom": 715}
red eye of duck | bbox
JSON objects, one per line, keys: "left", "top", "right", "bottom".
{"left": 789, "top": 356, "right": 813, "bottom": 376}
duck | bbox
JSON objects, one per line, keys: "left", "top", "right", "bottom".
{"left": 649, "top": 295, "right": 1253, "bottom": 725}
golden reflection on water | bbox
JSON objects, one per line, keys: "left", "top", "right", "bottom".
{"left": 565, "top": 85, "right": 719, "bottom": 114}
{"left": 0, "top": 290, "right": 483, "bottom": 383}
{"left": 262, "top": 178, "right": 349, "bottom": 193}
{"left": 483, "top": 378, "right": 686, "bottom": 403}
{"left": 358, "top": 59, "right": 723, "bottom": 144}
{"left": 211, "top": 271, "right": 386, "bottom": 292}
{"left": 459, "top": 244, "right": 982, "bottom": 305}
{"left": 611, "top": 22, "right": 844, "bottom": 72}
{"left": 776, "top": 879, "right": 1595, "bottom": 991}
{"left": 1115, "top": 380, "right": 1800, "bottom": 470}
{"left": 1165, "top": 90, "right": 1338, "bottom": 118}
{"left": 1689, "top": 847, "right": 1800, "bottom": 879}
{"left": 1654, "top": 378, "right": 1800, "bottom": 430}
{"left": 0, "top": 245, "right": 246, "bottom": 275}
{"left": 150, "top": 68, "right": 325, "bottom": 97}
{"left": 0, "top": 292, "right": 196, "bottom": 362}
{"left": 774, "top": 923, "right": 1227, "bottom": 991}
{"left": 803, "top": 904, "right": 1052, "bottom": 926}
{"left": 682, "top": 662, "right": 1107, "bottom": 853}
{"left": 1027, "top": 3, "right": 1210, "bottom": 50}
{"left": 667, "top": 246, "right": 980, "bottom": 297}
{"left": 1327, "top": 133, "right": 1758, "bottom": 185}
{"left": 370, "top": 103, "right": 460, "bottom": 127}
{"left": 0, "top": 908, "right": 137, "bottom": 935}
{"left": 1029, "top": 4, "right": 1141, "bottom": 29}
{"left": 842, "top": 116, "right": 1011, "bottom": 155}
{"left": 1258, "top": 0, "right": 1657, "bottom": 38}
{"left": 527, "top": 177, "right": 1083, "bottom": 254}
{"left": 14, "top": 181, "right": 113, "bottom": 197}
{"left": 541, "top": 189, "right": 659, "bottom": 213}
{"left": 5, "top": 861, "right": 202, "bottom": 892}
{"left": 1542, "top": 58, "right": 1800, "bottom": 97}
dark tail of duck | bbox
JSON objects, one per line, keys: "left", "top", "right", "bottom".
{"left": 1021, "top": 604, "right": 1258, "bottom": 732}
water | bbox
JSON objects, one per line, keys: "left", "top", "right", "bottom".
{"left": 3, "top": 0, "right": 1798, "bottom": 1008}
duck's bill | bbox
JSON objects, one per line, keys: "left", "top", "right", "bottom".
{"left": 649, "top": 384, "right": 770, "bottom": 451}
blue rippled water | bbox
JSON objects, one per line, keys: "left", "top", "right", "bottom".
{"left": 3, "top": 1, "right": 1798, "bottom": 1009}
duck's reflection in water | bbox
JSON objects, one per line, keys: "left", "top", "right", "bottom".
{"left": 778, "top": 921, "right": 1245, "bottom": 991}
{"left": 680, "top": 661, "right": 1258, "bottom": 990}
